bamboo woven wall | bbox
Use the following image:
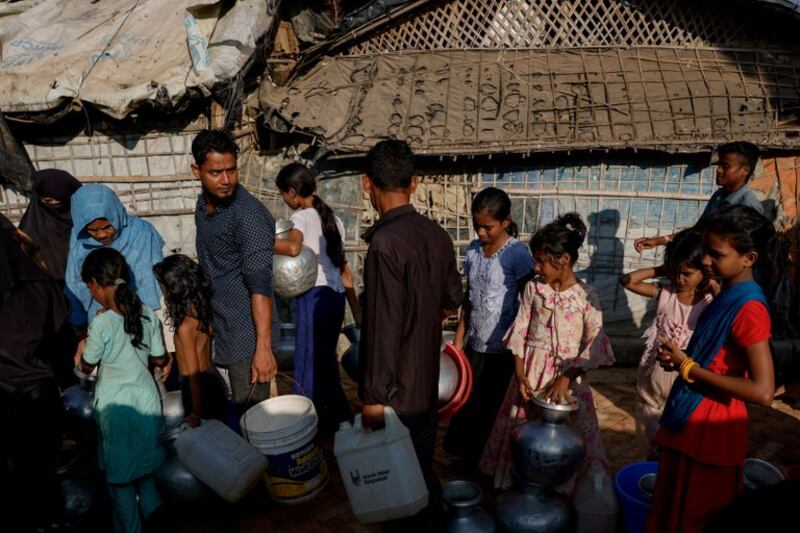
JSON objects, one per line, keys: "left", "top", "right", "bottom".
{"left": 342, "top": 0, "right": 798, "bottom": 55}
{"left": 4, "top": 147, "right": 799, "bottom": 336}
{"left": 0, "top": 116, "right": 210, "bottom": 255}
{"left": 237, "top": 150, "right": 799, "bottom": 337}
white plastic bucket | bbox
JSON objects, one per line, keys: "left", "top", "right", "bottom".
{"left": 240, "top": 394, "right": 328, "bottom": 504}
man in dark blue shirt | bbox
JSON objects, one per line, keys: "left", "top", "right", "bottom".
{"left": 192, "top": 130, "right": 277, "bottom": 407}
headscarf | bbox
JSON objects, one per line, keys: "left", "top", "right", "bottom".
{"left": 65, "top": 184, "right": 164, "bottom": 327}
{"left": 19, "top": 169, "right": 82, "bottom": 279}
{"left": 660, "top": 280, "right": 767, "bottom": 432}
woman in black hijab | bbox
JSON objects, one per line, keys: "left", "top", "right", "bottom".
{"left": 19, "top": 169, "right": 82, "bottom": 280}
{"left": 0, "top": 213, "right": 71, "bottom": 529}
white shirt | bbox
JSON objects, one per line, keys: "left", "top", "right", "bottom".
{"left": 290, "top": 207, "right": 346, "bottom": 293}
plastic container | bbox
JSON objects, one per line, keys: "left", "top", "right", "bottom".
{"left": 240, "top": 394, "right": 328, "bottom": 504}
{"left": 334, "top": 406, "right": 429, "bottom": 524}
{"left": 638, "top": 474, "right": 656, "bottom": 501}
{"left": 743, "top": 458, "right": 785, "bottom": 490}
{"left": 175, "top": 419, "right": 268, "bottom": 503}
{"left": 575, "top": 465, "right": 618, "bottom": 533}
{"left": 438, "top": 343, "right": 473, "bottom": 419}
{"left": 614, "top": 462, "right": 658, "bottom": 533}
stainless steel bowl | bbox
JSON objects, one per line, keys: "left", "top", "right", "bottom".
{"left": 442, "top": 480, "right": 482, "bottom": 508}
{"left": 531, "top": 392, "right": 579, "bottom": 423}
{"left": 275, "top": 219, "right": 295, "bottom": 237}
{"left": 438, "top": 351, "right": 459, "bottom": 403}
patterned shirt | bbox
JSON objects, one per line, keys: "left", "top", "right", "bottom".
{"left": 464, "top": 237, "right": 534, "bottom": 353}
{"left": 195, "top": 185, "right": 276, "bottom": 366}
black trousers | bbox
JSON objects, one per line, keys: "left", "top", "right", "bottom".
{"left": 0, "top": 378, "right": 63, "bottom": 529}
{"left": 384, "top": 408, "right": 441, "bottom": 532}
{"left": 444, "top": 348, "right": 515, "bottom": 466}
{"left": 179, "top": 366, "right": 229, "bottom": 422}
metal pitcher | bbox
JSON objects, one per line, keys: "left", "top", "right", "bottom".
{"left": 510, "top": 393, "right": 585, "bottom": 487}
{"left": 442, "top": 480, "right": 496, "bottom": 533}
{"left": 495, "top": 481, "right": 572, "bottom": 533}
{"left": 273, "top": 219, "right": 318, "bottom": 298}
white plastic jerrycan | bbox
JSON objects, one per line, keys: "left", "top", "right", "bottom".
{"left": 334, "top": 406, "right": 429, "bottom": 524}
{"left": 574, "top": 464, "right": 618, "bottom": 533}
{"left": 175, "top": 419, "right": 269, "bottom": 503}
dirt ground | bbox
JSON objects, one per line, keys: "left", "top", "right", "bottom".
{"left": 154, "top": 367, "right": 800, "bottom": 532}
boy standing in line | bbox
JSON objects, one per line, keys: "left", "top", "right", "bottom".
{"left": 359, "top": 140, "right": 463, "bottom": 528}
{"left": 636, "top": 141, "right": 764, "bottom": 253}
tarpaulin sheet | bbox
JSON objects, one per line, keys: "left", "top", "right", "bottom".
{"left": 0, "top": 0, "right": 278, "bottom": 119}
{"left": 0, "top": 109, "right": 34, "bottom": 190}
{"left": 260, "top": 48, "right": 800, "bottom": 155}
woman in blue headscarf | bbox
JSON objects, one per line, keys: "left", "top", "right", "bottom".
{"left": 65, "top": 184, "right": 165, "bottom": 329}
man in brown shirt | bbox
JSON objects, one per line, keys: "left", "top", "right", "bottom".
{"left": 359, "top": 140, "right": 463, "bottom": 526}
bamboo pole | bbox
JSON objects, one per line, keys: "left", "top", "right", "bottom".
{"left": 501, "top": 188, "right": 708, "bottom": 201}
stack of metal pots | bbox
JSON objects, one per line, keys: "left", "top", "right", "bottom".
{"left": 58, "top": 369, "right": 103, "bottom": 525}
{"left": 62, "top": 367, "right": 97, "bottom": 432}
{"left": 443, "top": 480, "right": 496, "bottom": 532}
{"left": 495, "top": 393, "right": 586, "bottom": 532}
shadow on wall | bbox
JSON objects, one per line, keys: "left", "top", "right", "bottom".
{"left": 578, "top": 208, "right": 653, "bottom": 341}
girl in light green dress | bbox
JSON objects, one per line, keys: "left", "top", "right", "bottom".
{"left": 78, "top": 248, "right": 171, "bottom": 533}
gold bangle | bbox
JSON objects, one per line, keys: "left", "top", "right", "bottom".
{"left": 681, "top": 361, "right": 694, "bottom": 383}
{"left": 682, "top": 360, "right": 698, "bottom": 383}
{"left": 687, "top": 362, "right": 698, "bottom": 383}
{"left": 680, "top": 359, "right": 691, "bottom": 381}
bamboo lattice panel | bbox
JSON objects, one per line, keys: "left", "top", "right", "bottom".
{"left": 22, "top": 129, "right": 199, "bottom": 179}
{"left": 343, "top": 0, "right": 797, "bottom": 55}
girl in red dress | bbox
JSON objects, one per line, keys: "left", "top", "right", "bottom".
{"left": 646, "top": 204, "right": 775, "bottom": 533}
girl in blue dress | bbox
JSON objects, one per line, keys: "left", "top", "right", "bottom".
{"left": 444, "top": 187, "right": 534, "bottom": 468}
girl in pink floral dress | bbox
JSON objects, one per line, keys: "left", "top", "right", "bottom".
{"left": 480, "top": 213, "right": 615, "bottom": 490}
{"left": 620, "top": 229, "right": 713, "bottom": 459}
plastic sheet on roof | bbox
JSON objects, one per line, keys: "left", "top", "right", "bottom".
{"left": 0, "top": 0, "right": 278, "bottom": 119}
{"left": 0, "top": 109, "right": 34, "bottom": 190}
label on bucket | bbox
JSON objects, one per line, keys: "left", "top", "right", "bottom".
{"left": 265, "top": 439, "right": 328, "bottom": 500}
